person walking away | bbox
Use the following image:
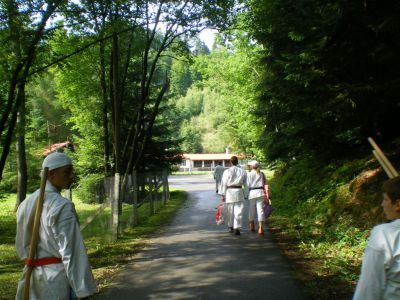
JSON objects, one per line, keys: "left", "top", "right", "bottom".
{"left": 220, "top": 156, "right": 247, "bottom": 235}
{"left": 245, "top": 160, "right": 270, "bottom": 235}
{"left": 15, "top": 152, "right": 97, "bottom": 300}
{"left": 213, "top": 162, "right": 225, "bottom": 194}
{"left": 353, "top": 176, "right": 400, "bottom": 300}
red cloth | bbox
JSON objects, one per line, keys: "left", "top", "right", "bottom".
{"left": 26, "top": 257, "right": 62, "bottom": 267}
{"left": 215, "top": 203, "right": 224, "bottom": 224}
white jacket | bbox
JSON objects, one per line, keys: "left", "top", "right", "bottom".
{"left": 353, "top": 219, "right": 400, "bottom": 300}
{"left": 15, "top": 181, "right": 97, "bottom": 300}
{"left": 220, "top": 166, "right": 247, "bottom": 203}
{"left": 246, "top": 170, "right": 268, "bottom": 200}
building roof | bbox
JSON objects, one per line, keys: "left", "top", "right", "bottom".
{"left": 43, "top": 141, "right": 75, "bottom": 156}
{"left": 182, "top": 153, "right": 245, "bottom": 161}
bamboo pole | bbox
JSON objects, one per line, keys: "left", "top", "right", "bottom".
{"left": 372, "top": 150, "right": 394, "bottom": 178}
{"left": 23, "top": 167, "right": 48, "bottom": 300}
{"left": 368, "top": 137, "right": 399, "bottom": 178}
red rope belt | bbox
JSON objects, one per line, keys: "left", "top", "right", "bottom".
{"left": 25, "top": 257, "right": 62, "bottom": 267}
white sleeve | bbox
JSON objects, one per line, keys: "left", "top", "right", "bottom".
{"left": 53, "top": 202, "right": 97, "bottom": 298}
{"left": 353, "top": 230, "right": 386, "bottom": 300}
{"left": 220, "top": 170, "right": 228, "bottom": 196}
{"left": 243, "top": 172, "right": 249, "bottom": 198}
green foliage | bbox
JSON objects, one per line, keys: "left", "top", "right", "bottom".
{"left": 245, "top": 0, "right": 400, "bottom": 162}
{"left": 170, "top": 33, "right": 265, "bottom": 156}
{"left": 0, "top": 148, "right": 42, "bottom": 194}
{"left": 170, "top": 59, "right": 194, "bottom": 97}
{"left": 176, "top": 86, "right": 205, "bottom": 118}
{"left": 180, "top": 119, "right": 203, "bottom": 153}
{"left": 268, "top": 155, "right": 388, "bottom": 297}
{"left": 75, "top": 174, "right": 105, "bottom": 204}
{"left": 26, "top": 73, "right": 71, "bottom": 145}
{"left": 51, "top": 29, "right": 105, "bottom": 175}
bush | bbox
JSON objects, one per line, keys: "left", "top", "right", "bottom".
{"left": 75, "top": 173, "right": 105, "bottom": 204}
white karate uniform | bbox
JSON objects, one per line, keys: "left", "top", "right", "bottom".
{"left": 220, "top": 166, "right": 247, "bottom": 229}
{"left": 246, "top": 170, "right": 268, "bottom": 222}
{"left": 15, "top": 181, "right": 97, "bottom": 300}
{"left": 213, "top": 165, "right": 225, "bottom": 193}
{"left": 353, "top": 219, "right": 400, "bottom": 300}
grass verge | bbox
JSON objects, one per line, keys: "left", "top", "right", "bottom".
{"left": 0, "top": 189, "right": 187, "bottom": 299}
{"left": 267, "top": 156, "right": 388, "bottom": 299}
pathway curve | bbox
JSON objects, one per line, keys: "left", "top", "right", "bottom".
{"left": 96, "top": 175, "right": 306, "bottom": 300}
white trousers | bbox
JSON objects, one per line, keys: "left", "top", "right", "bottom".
{"left": 248, "top": 197, "right": 265, "bottom": 222}
{"left": 225, "top": 201, "right": 244, "bottom": 229}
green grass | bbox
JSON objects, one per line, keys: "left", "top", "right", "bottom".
{"left": 0, "top": 189, "right": 187, "bottom": 299}
{"left": 268, "top": 157, "right": 386, "bottom": 299}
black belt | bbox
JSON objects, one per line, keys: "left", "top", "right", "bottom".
{"left": 227, "top": 185, "right": 242, "bottom": 189}
{"left": 249, "top": 187, "right": 264, "bottom": 190}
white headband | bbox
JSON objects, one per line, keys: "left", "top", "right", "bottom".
{"left": 42, "top": 152, "right": 72, "bottom": 170}
{"left": 248, "top": 160, "right": 259, "bottom": 167}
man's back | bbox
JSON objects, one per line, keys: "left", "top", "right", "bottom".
{"left": 214, "top": 165, "right": 225, "bottom": 181}
{"left": 220, "top": 166, "right": 247, "bottom": 203}
{"left": 15, "top": 181, "right": 97, "bottom": 299}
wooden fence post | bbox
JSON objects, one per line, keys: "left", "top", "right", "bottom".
{"left": 112, "top": 173, "right": 121, "bottom": 240}
{"left": 153, "top": 174, "right": 159, "bottom": 212}
{"left": 148, "top": 174, "right": 154, "bottom": 216}
{"left": 162, "top": 172, "right": 166, "bottom": 205}
{"left": 163, "top": 171, "right": 169, "bottom": 203}
{"left": 132, "top": 170, "right": 138, "bottom": 226}
{"left": 165, "top": 171, "right": 170, "bottom": 202}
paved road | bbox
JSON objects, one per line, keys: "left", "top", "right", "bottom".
{"left": 97, "top": 175, "right": 306, "bottom": 300}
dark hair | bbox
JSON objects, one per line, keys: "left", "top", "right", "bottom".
{"left": 382, "top": 176, "right": 400, "bottom": 203}
{"left": 230, "top": 156, "right": 238, "bottom": 165}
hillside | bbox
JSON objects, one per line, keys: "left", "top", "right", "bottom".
{"left": 268, "top": 148, "right": 398, "bottom": 299}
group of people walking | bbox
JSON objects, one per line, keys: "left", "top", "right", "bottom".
{"left": 214, "top": 156, "right": 271, "bottom": 236}
{"left": 15, "top": 152, "right": 400, "bottom": 300}
{"left": 214, "top": 156, "right": 400, "bottom": 300}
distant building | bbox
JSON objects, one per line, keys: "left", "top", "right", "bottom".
{"left": 179, "top": 153, "right": 246, "bottom": 172}
{"left": 43, "top": 141, "right": 76, "bottom": 156}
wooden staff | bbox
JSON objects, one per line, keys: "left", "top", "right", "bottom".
{"left": 368, "top": 137, "right": 399, "bottom": 178}
{"left": 23, "top": 167, "right": 49, "bottom": 300}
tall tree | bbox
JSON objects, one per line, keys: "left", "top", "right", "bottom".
{"left": 244, "top": 0, "right": 400, "bottom": 162}
{"left": 0, "top": 0, "right": 64, "bottom": 197}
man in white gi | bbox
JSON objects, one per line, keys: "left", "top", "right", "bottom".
{"left": 15, "top": 152, "right": 97, "bottom": 300}
{"left": 213, "top": 162, "right": 225, "bottom": 194}
{"left": 220, "top": 156, "right": 247, "bottom": 235}
{"left": 353, "top": 176, "right": 400, "bottom": 300}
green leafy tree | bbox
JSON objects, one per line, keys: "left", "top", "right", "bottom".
{"left": 180, "top": 119, "right": 203, "bottom": 153}
{"left": 245, "top": 0, "right": 400, "bottom": 162}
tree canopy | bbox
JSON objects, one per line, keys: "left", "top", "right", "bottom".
{"left": 1, "top": 0, "right": 400, "bottom": 196}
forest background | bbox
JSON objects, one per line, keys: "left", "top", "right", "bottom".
{"left": 1, "top": 0, "right": 400, "bottom": 298}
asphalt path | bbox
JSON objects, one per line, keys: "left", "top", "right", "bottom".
{"left": 96, "top": 175, "right": 306, "bottom": 300}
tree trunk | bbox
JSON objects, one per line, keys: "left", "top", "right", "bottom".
{"left": 16, "top": 84, "right": 27, "bottom": 209}
{"left": 111, "top": 29, "right": 122, "bottom": 237}
{"left": 99, "top": 39, "right": 110, "bottom": 175}
{"left": 0, "top": 0, "right": 61, "bottom": 182}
